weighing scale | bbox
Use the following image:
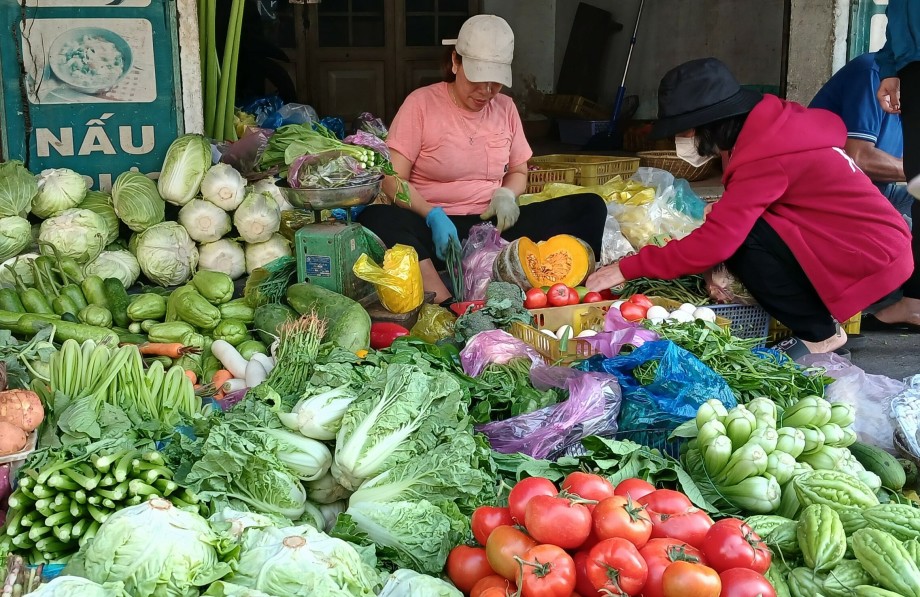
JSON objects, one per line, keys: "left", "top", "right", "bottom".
{"left": 278, "top": 178, "right": 386, "bottom": 300}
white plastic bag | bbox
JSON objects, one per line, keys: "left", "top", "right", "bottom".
{"left": 800, "top": 353, "right": 906, "bottom": 453}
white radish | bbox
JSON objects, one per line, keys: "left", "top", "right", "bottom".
{"left": 211, "top": 339, "right": 248, "bottom": 378}
{"left": 250, "top": 352, "right": 275, "bottom": 375}
{"left": 244, "top": 357, "right": 269, "bottom": 388}
{"left": 222, "top": 378, "right": 248, "bottom": 394}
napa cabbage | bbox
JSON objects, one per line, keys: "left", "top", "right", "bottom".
{"left": 158, "top": 134, "right": 213, "bottom": 206}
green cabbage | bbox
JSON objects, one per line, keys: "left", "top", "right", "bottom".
{"left": 202, "top": 582, "right": 278, "bottom": 597}
{"left": 32, "top": 168, "right": 87, "bottom": 218}
{"left": 111, "top": 171, "right": 166, "bottom": 232}
{"left": 245, "top": 235, "right": 291, "bottom": 274}
{"left": 158, "top": 134, "right": 213, "bottom": 206}
{"left": 84, "top": 249, "right": 141, "bottom": 288}
{"left": 201, "top": 163, "right": 246, "bottom": 211}
{"left": 0, "top": 160, "right": 37, "bottom": 217}
{"left": 0, "top": 216, "right": 33, "bottom": 262}
{"left": 38, "top": 208, "right": 108, "bottom": 263}
{"left": 62, "top": 498, "right": 231, "bottom": 597}
{"left": 378, "top": 570, "right": 463, "bottom": 597}
{"left": 199, "top": 239, "right": 246, "bottom": 280}
{"left": 234, "top": 191, "right": 280, "bottom": 243}
{"left": 134, "top": 222, "right": 199, "bottom": 286}
{"left": 179, "top": 198, "right": 231, "bottom": 243}
{"left": 224, "top": 524, "right": 380, "bottom": 597}
{"left": 80, "top": 190, "right": 120, "bottom": 243}
{"left": 23, "top": 576, "right": 126, "bottom": 597}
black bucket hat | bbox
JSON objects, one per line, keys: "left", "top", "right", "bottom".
{"left": 650, "top": 57, "right": 763, "bottom": 139}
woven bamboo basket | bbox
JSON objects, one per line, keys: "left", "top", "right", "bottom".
{"left": 637, "top": 150, "right": 720, "bottom": 182}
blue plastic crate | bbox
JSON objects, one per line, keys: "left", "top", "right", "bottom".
{"left": 707, "top": 303, "right": 771, "bottom": 347}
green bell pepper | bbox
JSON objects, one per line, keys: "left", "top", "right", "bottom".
{"left": 79, "top": 305, "right": 113, "bottom": 328}
{"left": 212, "top": 318, "right": 250, "bottom": 346}
{"left": 127, "top": 293, "right": 167, "bottom": 322}
{"left": 191, "top": 271, "right": 235, "bottom": 305}
{"left": 166, "top": 285, "right": 221, "bottom": 330}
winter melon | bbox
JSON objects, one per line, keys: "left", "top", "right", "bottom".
{"left": 492, "top": 234, "right": 595, "bottom": 289}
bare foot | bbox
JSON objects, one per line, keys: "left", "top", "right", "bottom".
{"left": 871, "top": 297, "right": 920, "bottom": 326}
{"left": 802, "top": 328, "right": 847, "bottom": 354}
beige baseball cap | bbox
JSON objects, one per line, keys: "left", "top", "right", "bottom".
{"left": 442, "top": 15, "right": 514, "bottom": 88}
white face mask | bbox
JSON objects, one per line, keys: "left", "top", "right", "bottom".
{"left": 674, "top": 136, "right": 716, "bottom": 168}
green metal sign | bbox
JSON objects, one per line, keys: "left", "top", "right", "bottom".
{"left": 849, "top": 0, "right": 888, "bottom": 61}
{"left": 0, "top": 0, "right": 185, "bottom": 190}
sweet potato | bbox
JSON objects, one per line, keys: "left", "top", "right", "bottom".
{"left": 0, "top": 389, "right": 44, "bottom": 432}
{"left": 0, "top": 422, "right": 27, "bottom": 456}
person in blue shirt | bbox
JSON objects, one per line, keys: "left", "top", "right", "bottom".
{"left": 868, "top": 0, "right": 920, "bottom": 332}
{"left": 811, "top": 52, "right": 913, "bottom": 221}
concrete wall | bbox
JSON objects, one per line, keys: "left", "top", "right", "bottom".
{"left": 485, "top": 0, "right": 786, "bottom": 120}
{"left": 785, "top": 0, "right": 849, "bottom": 104}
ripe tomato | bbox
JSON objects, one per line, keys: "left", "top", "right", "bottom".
{"left": 508, "top": 477, "right": 558, "bottom": 523}
{"left": 567, "top": 287, "right": 581, "bottom": 305}
{"left": 479, "top": 588, "right": 512, "bottom": 597}
{"left": 649, "top": 509, "right": 714, "bottom": 548}
{"left": 524, "top": 287, "right": 548, "bottom": 309}
{"left": 662, "top": 561, "right": 721, "bottom": 597}
{"left": 446, "top": 545, "right": 495, "bottom": 593}
{"left": 593, "top": 496, "right": 653, "bottom": 548}
{"left": 471, "top": 506, "right": 514, "bottom": 546}
{"left": 615, "top": 478, "right": 656, "bottom": 501}
{"left": 547, "top": 284, "right": 571, "bottom": 307}
{"left": 471, "top": 575, "right": 516, "bottom": 597}
{"left": 573, "top": 551, "right": 604, "bottom": 597}
{"left": 525, "top": 494, "right": 593, "bottom": 549}
{"left": 638, "top": 490, "right": 693, "bottom": 515}
{"left": 629, "top": 293, "right": 654, "bottom": 309}
{"left": 486, "top": 526, "right": 538, "bottom": 581}
{"left": 599, "top": 289, "right": 617, "bottom": 300}
{"left": 718, "top": 568, "right": 776, "bottom": 597}
{"left": 619, "top": 301, "right": 647, "bottom": 322}
{"left": 702, "top": 519, "right": 771, "bottom": 574}
{"left": 586, "top": 538, "right": 648, "bottom": 596}
{"left": 640, "top": 538, "right": 708, "bottom": 597}
{"left": 562, "top": 472, "right": 616, "bottom": 508}
{"left": 583, "top": 291, "right": 604, "bottom": 303}
{"left": 517, "top": 544, "right": 576, "bottom": 597}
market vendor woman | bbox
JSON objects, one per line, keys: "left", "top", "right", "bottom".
{"left": 358, "top": 15, "right": 607, "bottom": 303}
{"left": 586, "top": 58, "right": 914, "bottom": 357}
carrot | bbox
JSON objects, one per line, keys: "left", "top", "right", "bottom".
{"left": 184, "top": 370, "right": 198, "bottom": 385}
{"left": 210, "top": 369, "right": 233, "bottom": 391}
{"left": 137, "top": 343, "right": 202, "bottom": 358}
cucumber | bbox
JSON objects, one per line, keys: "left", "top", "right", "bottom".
{"left": 103, "top": 278, "right": 131, "bottom": 328}
{"left": 850, "top": 441, "right": 906, "bottom": 491}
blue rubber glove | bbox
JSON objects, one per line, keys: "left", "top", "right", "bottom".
{"left": 425, "top": 207, "right": 459, "bottom": 261}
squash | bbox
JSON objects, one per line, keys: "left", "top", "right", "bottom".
{"left": 0, "top": 421, "right": 28, "bottom": 456}
{"left": 492, "top": 234, "right": 596, "bottom": 289}
{"left": 0, "top": 389, "right": 43, "bottom": 432}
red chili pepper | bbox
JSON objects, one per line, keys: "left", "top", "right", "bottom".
{"left": 370, "top": 322, "right": 410, "bottom": 350}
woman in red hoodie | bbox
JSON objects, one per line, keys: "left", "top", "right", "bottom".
{"left": 586, "top": 58, "right": 913, "bottom": 357}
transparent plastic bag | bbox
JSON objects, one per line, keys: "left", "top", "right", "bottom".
{"left": 600, "top": 216, "right": 636, "bottom": 266}
{"left": 612, "top": 167, "right": 706, "bottom": 248}
{"left": 891, "top": 375, "right": 920, "bottom": 457}
{"left": 461, "top": 224, "right": 509, "bottom": 301}
{"left": 287, "top": 151, "right": 382, "bottom": 189}
{"left": 800, "top": 352, "right": 906, "bottom": 453}
{"left": 409, "top": 304, "right": 456, "bottom": 343}
{"left": 356, "top": 112, "right": 389, "bottom": 140}
{"left": 577, "top": 340, "right": 737, "bottom": 454}
{"left": 476, "top": 366, "right": 623, "bottom": 460}
{"left": 277, "top": 103, "right": 318, "bottom": 126}
{"left": 353, "top": 244, "right": 424, "bottom": 314}
{"left": 459, "top": 329, "right": 543, "bottom": 377}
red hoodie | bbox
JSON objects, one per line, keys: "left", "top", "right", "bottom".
{"left": 619, "top": 95, "right": 913, "bottom": 322}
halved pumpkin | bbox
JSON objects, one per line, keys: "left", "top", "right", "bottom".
{"left": 492, "top": 234, "right": 596, "bottom": 289}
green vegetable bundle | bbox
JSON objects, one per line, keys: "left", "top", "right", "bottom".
{"left": 0, "top": 444, "right": 200, "bottom": 563}
{"left": 680, "top": 396, "right": 879, "bottom": 515}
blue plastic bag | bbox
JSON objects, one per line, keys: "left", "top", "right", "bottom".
{"left": 577, "top": 340, "right": 737, "bottom": 454}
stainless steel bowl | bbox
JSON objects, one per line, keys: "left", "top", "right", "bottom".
{"left": 277, "top": 177, "right": 383, "bottom": 210}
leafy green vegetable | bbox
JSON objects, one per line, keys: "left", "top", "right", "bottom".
{"left": 377, "top": 569, "right": 463, "bottom": 597}
{"left": 455, "top": 281, "right": 531, "bottom": 342}
{"left": 469, "top": 358, "right": 561, "bottom": 424}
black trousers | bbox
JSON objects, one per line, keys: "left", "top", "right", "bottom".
{"left": 356, "top": 192, "right": 609, "bottom": 267}
{"left": 899, "top": 62, "right": 920, "bottom": 299}
{"left": 726, "top": 218, "right": 838, "bottom": 342}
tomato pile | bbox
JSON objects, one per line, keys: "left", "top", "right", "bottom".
{"left": 445, "top": 475, "right": 777, "bottom": 597}
{"left": 523, "top": 285, "right": 615, "bottom": 309}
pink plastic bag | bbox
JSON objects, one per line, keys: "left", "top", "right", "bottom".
{"left": 461, "top": 224, "right": 508, "bottom": 301}
{"left": 579, "top": 307, "right": 659, "bottom": 358}
{"left": 476, "top": 366, "right": 623, "bottom": 459}
{"left": 459, "top": 330, "right": 543, "bottom": 377}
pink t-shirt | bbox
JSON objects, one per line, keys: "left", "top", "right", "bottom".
{"left": 386, "top": 82, "right": 533, "bottom": 216}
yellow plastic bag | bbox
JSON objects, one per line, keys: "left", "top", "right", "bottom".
{"left": 352, "top": 244, "right": 424, "bottom": 314}
{"left": 410, "top": 304, "right": 456, "bottom": 343}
